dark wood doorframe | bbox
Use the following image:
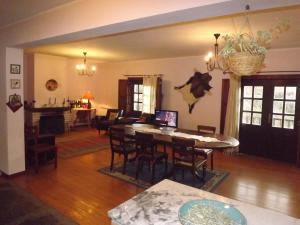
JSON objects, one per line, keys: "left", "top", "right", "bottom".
{"left": 220, "top": 79, "right": 230, "bottom": 134}
{"left": 297, "top": 124, "right": 300, "bottom": 167}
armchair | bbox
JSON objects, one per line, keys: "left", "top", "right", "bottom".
{"left": 96, "top": 109, "right": 122, "bottom": 134}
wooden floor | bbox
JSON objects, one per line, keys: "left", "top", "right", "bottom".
{"left": 1, "top": 128, "right": 300, "bottom": 224}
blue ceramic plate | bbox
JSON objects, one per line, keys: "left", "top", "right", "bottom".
{"left": 178, "top": 199, "right": 247, "bottom": 225}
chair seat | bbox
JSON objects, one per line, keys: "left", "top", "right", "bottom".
{"left": 175, "top": 158, "right": 206, "bottom": 168}
{"left": 195, "top": 148, "right": 213, "bottom": 155}
{"left": 138, "top": 151, "right": 167, "bottom": 160}
{"left": 113, "top": 145, "right": 136, "bottom": 154}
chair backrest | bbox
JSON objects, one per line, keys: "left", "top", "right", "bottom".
{"left": 109, "top": 127, "right": 125, "bottom": 152}
{"left": 106, "top": 109, "right": 120, "bottom": 121}
{"left": 171, "top": 137, "right": 196, "bottom": 163}
{"left": 135, "top": 131, "right": 155, "bottom": 156}
{"left": 197, "top": 125, "right": 216, "bottom": 134}
{"left": 25, "top": 124, "right": 39, "bottom": 144}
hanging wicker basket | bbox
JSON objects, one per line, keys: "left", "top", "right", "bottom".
{"left": 226, "top": 52, "right": 265, "bottom": 76}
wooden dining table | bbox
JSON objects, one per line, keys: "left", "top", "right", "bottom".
{"left": 111, "top": 123, "right": 239, "bottom": 150}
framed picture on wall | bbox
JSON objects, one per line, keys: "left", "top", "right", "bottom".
{"left": 10, "top": 64, "right": 21, "bottom": 74}
{"left": 6, "top": 93, "right": 23, "bottom": 113}
{"left": 10, "top": 79, "right": 21, "bottom": 89}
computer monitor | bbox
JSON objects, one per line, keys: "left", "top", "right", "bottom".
{"left": 155, "top": 110, "right": 178, "bottom": 128}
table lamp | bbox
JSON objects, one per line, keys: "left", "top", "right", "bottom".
{"left": 82, "top": 91, "right": 94, "bottom": 109}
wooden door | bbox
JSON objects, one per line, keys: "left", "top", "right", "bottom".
{"left": 240, "top": 76, "right": 300, "bottom": 163}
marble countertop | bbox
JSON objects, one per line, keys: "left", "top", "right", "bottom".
{"left": 108, "top": 179, "right": 300, "bottom": 225}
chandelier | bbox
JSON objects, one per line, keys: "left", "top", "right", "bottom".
{"left": 204, "top": 33, "right": 228, "bottom": 74}
{"left": 76, "top": 52, "right": 96, "bottom": 76}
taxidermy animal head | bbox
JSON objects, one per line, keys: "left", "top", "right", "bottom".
{"left": 174, "top": 71, "right": 212, "bottom": 113}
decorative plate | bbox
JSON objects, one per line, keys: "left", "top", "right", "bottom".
{"left": 178, "top": 199, "right": 247, "bottom": 225}
{"left": 45, "top": 79, "right": 58, "bottom": 91}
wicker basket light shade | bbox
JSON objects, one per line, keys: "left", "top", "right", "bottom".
{"left": 227, "top": 52, "right": 265, "bottom": 76}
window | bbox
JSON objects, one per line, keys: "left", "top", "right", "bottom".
{"left": 272, "top": 86, "right": 296, "bottom": 129}
{"left": 133, "top": 84, "right": 143, "bottom": 111}
{"left": 241, "top": 85, "right": 263, "bottom": 126}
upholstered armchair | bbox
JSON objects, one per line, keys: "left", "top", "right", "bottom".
{"left": 96, "top": 109, "right": 123, "bottom": 134}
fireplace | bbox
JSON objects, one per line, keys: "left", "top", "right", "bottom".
{"left": 39, "top": 113, "right": 65, "bottom": 134}
{"left": 25, "top": 107, "right": 71, "bottom": 134}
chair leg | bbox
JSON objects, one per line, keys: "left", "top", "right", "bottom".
{"left": 54, "top": 150, "right": 58, "bottom": 169}
{"left": 211, "top": 152, "right": 214, "bottom": 170}
{"left": 173, "top": 167, "right": 176, "bottom": 181}
{"left": 142, "top": 160, "right": 146, "bottom": 174}
{"left": 181, "top": 169, "right": 185, "bottom": 180}
{"left": 164, "top": 157, "right": 168, "bottom": 175}
{"left": 34, "top": 153, "right": 39, "bottom": 173}
{"left": 192, "top": 170, "right": 196, "bottom": 186}
{"left": 110, "top": 152, "right": 115, "bottom": 171}
{"left": 135, "top": 159, "right": 141, "bottom": 180}
{"left": 151, "top": 162, "right": 156, "bottom": 184}
{"left": 122, "top": 155, "right": 128, "bottom": 174}
{"left": 202, "top": 164, "right": 207, "bottom": 182}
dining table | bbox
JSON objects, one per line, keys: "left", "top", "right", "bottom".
{"left": 108, "top": 179, "right": 300, "bottom": 225}
{"left": 111, "top": 123, "right": 239, "bottom": 150}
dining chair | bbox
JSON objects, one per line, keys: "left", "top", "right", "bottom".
{"left": 25, "top": 125, "right": 57, "bottom": 173}
{"left": 97, "top": 109, "right": 122, "bottom": 135}
{"left": 171, "top": 137, "right": 207, "bottom": 186}
{"left": 109, "top": 127, "right": 136, "bottom": 174}
{"left": 135, "top": 131, "right": 168, "bottom": 184}
{"left": 196, "top": 124, "right": 216, "bottom": 170}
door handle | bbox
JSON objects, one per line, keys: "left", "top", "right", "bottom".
{"left": 268, "top": 113, "right": 272, "bottom": 124}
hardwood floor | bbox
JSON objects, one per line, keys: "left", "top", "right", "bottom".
{"left": 1, "top": 128, "right": 300, "bottom": 224}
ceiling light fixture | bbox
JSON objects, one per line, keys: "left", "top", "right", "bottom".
{"left": 76, "top": 52, "right": 96, "bottom": 76}
{"left": 205, "top": 33, "right": 228, "bottom": 74}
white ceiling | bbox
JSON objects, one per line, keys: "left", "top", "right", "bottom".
{"left": 26, "top": 5, "right": 300, "bottom": 62}
{"left": 0, "top": 0, "right": 75, "bottom": 29}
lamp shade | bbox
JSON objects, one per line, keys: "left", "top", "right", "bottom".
{"left": 82, "top": 91, "right": 94, "bottom": 100}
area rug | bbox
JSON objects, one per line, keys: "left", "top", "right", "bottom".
{"left": 99, "top": 162, "right": 228, "bottom": 192}
{"left": 57, "top": 135, "right": 110, "bottom": 159}
{"left": 0, "top": 182, "right": 78, "bottom": 225}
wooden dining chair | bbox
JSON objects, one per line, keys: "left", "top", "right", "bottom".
{"left": 109, "top": 127, "right": 136, "bottom": 174}
{"left": 196, "top": 125, "right": 216, "bottom": 170}
{"left": 25, "top": 125, "right": 57, "bottom": 173}
{"left": 135, "top": 131, "right": 168, "bottom": 184}
{"left": 171, "top": 137, "right": 207, "bottom": 186}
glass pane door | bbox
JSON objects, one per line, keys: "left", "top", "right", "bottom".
{"left": 239, "top": 77, "right": 300, "bottom": 163}
{"left": 272, "top": 86, "right": 296, "bottom": 129}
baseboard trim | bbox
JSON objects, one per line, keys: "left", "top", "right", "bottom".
{"left": 0, "top": 170, "right": 26, "bottom": 178}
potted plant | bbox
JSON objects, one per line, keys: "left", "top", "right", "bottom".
{"left": 219, "top": 20, "right": 289, "bottom": 76}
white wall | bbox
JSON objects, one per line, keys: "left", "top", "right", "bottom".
{"left": 99, "top": 56, "right": 223, "bottom": 130}
{"left": 34, "top": 54, "right": 68, "bottom": 107}
{"left": 0, "top": 47, "right": 8, "bottom": 173}
{"left": 4, "top": 48, "right": 25, "bottom": 175}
